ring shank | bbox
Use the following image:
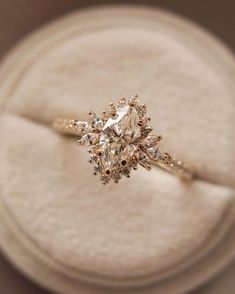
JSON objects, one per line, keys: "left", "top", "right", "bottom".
{"left": 53, "top": 118, "right": 84, "bottom": 136}
{"left": 152, "top": 156, "right": 194, "bottom": 181}
{"left": 53, "top": 118, "right": 194, "bottom": 180}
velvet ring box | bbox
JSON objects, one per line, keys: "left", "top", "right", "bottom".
{"left": 0, "top": 5, "right": 235, "bottom": 294}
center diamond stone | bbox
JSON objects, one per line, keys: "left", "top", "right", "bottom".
{"left": 99, "top": 105, "right": 141, "bottom": 169}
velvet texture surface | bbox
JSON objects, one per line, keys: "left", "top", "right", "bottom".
{"left": 0, "top": 6, "right": 234, "bottom": 294}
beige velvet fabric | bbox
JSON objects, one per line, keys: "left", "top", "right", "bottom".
{"left": 0, "top": 5, "right": 235, "bottom": 294}
{"left": 5, "top": 29, "right": 235, "bottom": 187}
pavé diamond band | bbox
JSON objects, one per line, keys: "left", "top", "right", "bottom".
{"left": 53, "top": 95, "right": 194, "bottom": 184}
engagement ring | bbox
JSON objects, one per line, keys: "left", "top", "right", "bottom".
{"left": 53, "top": 95, "right": 194, "bottom": 184}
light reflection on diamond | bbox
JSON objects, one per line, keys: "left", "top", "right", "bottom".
{"left": 99, "top": 105, "right": 141, "bottom": 170}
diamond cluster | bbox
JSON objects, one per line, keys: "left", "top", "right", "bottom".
{"left": 77, "top": 95, "right": 163, "bottom": 184}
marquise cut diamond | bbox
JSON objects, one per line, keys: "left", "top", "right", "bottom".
{"left": 99, "top": 104, "right": 141, "bottom": 170}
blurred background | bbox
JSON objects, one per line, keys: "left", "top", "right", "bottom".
{"left": 0, "top": 1, "right": 234, "bottom": 293}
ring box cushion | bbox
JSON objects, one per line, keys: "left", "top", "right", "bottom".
{"left": 0, "top": 5, "right": 235, "bottom": 293}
